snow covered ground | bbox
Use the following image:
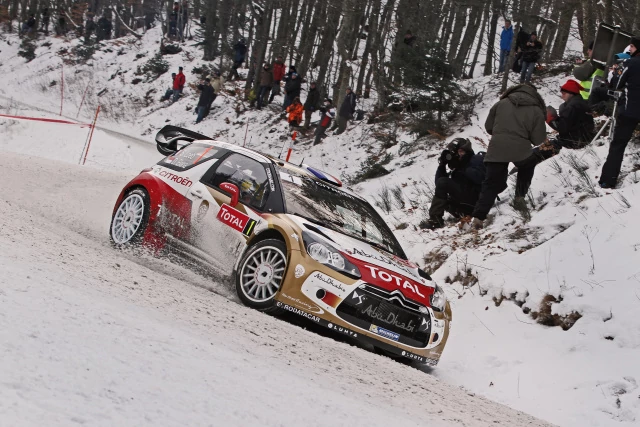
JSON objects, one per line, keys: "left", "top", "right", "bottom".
{"left": 2, "top": 26, "right": 640, "bottom": 427}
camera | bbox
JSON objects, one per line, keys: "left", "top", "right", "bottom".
{"left": 440, "top": 149, "right": 454, "bottom": 162}
{"left": 607, "top": 90, "right": 622, "bottom": 100}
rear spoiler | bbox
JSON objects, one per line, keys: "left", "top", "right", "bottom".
{"left": 155, "top": 125, "right": 211, "bottom": 155}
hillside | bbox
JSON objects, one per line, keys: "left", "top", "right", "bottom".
{"left": 2, "top": 26, "right": 640, "bottom": 427}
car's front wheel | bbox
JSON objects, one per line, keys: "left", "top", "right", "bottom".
{"left": 236, "top": 239, "right": 287, "bottom": 312}
{"left": 110, "top": 188, "right": 151, "bottom": 247}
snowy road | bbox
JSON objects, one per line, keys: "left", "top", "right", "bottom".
{"left": 0, "top": 154, "right": 554, "bottom": 427}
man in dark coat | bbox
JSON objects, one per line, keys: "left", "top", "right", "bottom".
{"left": 283, "top": 72, "right": 301, "bottom": 110}
{"left": 471, "top": 83, "right": 547, "bottom": 229}
{"left": 600, "top": 36, "right": 640, "bottom": 188}
{"left": 334, "top": 87, "right": 356, "bottom": 135}
{"left": 269, "top": 56, "right": 286, "bottom": 103}
{"left": 96, "top": 14, "right": 112, "bottom": 42}
{"left": 195, "top": 78, "right": 215, "bottom": 123}
{"left": 84, "top": 15, "right": 96, "bottom": 44}
{"left": 427, "top": 138, "right": 486, "bottom": 229}
{"left": 40, "top": 8, "right": 50, "bottom": 33}
{"left": 520, "top": 32, "right": 542, "bottom": 83}
{"left": 257, "top": 64, "right": 273, "bottom": 110}
{"left": 230, "top": 38, "right": 247, "bottom": 80}
{"left": 546, "top": 79, "right": 595, "bottom": 149}
{"left": 303, "top": 82, "right": 320, "bottom": 129}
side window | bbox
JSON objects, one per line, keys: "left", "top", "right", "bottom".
{"left": 159, "top": 143, "right": 221, "bottom": 171}
{"left": 206, "top": 154, "right": 271, "bottom": 210}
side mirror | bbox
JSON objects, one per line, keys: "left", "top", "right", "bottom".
{"left": 219, "top": 182, "right": 240, "bottom": 207}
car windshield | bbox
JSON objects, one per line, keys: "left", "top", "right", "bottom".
{"left": 277, "top": 166, "right": 406, "bottom": 259}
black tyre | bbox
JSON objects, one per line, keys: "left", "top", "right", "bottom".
{"left": 235, "top": 239, "right": 288, "bottom": 312}
{"left": 109, "top": 188, "right": 151, "bottom": 247}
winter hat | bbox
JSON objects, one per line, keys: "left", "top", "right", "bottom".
{"left": 530, "top": 31, "right": 537, "bottom": 36}
{"left": 204, "top": 78, "right": 210, "bottom": 82}
{"left": 630, "top": 36, "right": 640, "bottom": 50}
{"left": 448, "top": 138, "right": 473, "bottom": 153}
{"left": 560, "top": 79, "right": 584, "bottom": 95}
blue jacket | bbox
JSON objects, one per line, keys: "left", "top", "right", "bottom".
{"left": 500, "top": 26, "right": 514, "bottom": 51}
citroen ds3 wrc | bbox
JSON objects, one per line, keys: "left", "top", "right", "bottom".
{"left": 110, "top": 126, "right": 452, "bottom": 365}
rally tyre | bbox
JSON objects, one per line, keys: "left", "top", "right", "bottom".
{"left": 109, "top": 188, "right": 151, "bottom": 247}
{"left": 236, "top": 239, "right": 288, "bottom": 313}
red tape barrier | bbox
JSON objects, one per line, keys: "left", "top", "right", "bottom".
{"left": 0, "top": 113, "right": 90, "bottom": 126}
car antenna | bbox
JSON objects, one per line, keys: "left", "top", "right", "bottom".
{"left": 299, "top": 157, "right": 305, "bottom": 167}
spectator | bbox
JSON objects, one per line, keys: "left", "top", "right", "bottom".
{"left": 21, "top": 14, "right": 36, "bottom": 36}
{"left": 169, "top": 12, "right": 178, "bottom": 38}
{"left": 96, "top": 14, "right": 112, "bottom": 42}
{"left": 85, "top": 15, "right": 96, "bottom": 44}
{"left": 195, "top": 78, "right": 215, "bottom": 124}
{"left": 426, "top": 138, "right": 486, "bottom": 229}
{"left": 283, "top": 71, "right": 301, "bottom": 110}
{"left": 333, "top": 87, "right": 356, "bottom": 135}
{"left": 303, "top": 82, "right": 320, "bottom": 129}
{"left": 40, "top": 8, "right": 50, "bottom": 34}
{"left": 498, "top": 19, "right": 513, "bottom": 73}
{"left": 257, "top": 64, "right": 273, "bottom": 110}
{"left": 546, "top": 80, "right": 595, "bottom": 149}
{"left": 230, "top": 38, "right": 247, "bottom": 80}
{"left": 269, "top": 56, "right": 286, "bottom": 103}
{"left": 179, "top": 1, "right": 188, "bottom": 39}
{"left": 160, "top": 73, "right": 178, "bottom": 101}
{"left": 471, "top": 83, "right": 547, "bottom": 228}
{"left": 55, "top": 10, "right": 66, "bottom": 36}
{"left": 599, "top": 36, "right": 640, "bottom": 188}
{"left": 286, "top": 97, "right": 304, "bottom": 129}
{"left": 314, "top": 98, "right": 336, "bottom": 145}
{"left": 573, "top": 41, "right": 606, "bottom": 101}
{"left": 520, "top": 32, "right": 542, "bottom": 83}
{"left": 172, "top": 67, "right": 186, "bottom": 102}
{"left": 403, "top": 30, "right": 416, "bottom": 47}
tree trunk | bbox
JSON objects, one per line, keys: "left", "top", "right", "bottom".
{"left": 483, "top": 1, "right": 501, "bottom": 76}
{"left": 452, "top": 4, "right": 482, "bottom": 78}
{"left": 247, "top": 2, "right": 274, "bottom": 95}
{"left": 313, "top": 1, "right": 342, "bottom": 101}
{"left": 550, "top": 3, "right": 575, "bottom": 61}
{"left": 447, "top": 5, "right": 467, "bottom": 64}
{"left": 469, "top": 1, "right": 490, "bottom": 78}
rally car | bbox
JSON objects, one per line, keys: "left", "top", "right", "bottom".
{"left": 110, "top": 125, "right": 451, "bottom": 365}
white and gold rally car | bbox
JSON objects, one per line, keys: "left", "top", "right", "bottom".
{"left": 110, "top": 126, "right": 451, "bottom": 365}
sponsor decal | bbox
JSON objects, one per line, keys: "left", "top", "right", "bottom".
{"left": 266, "top": 168, "right": 275, "bottom": 191}
{"left": 196, "top": 201, "right": 209, "bottom": 222}
{"left": 157, "top": 170, "right": 193, "bottom": 187}
{"left": 216, "top": 204, "right": 257, "bottom": 237}
{"left": 401, "top": 350, "right": 427, "bottom": 363}
{"left": 294, "top": 264, "right": 306, "bottom": 278}
{"left": 344, "top": 247, "right": 414, "bottom": 276}
{"left": 290, "top": 233, "right": 299, "bottom": 242}
{"left": 369, "top": 324, "right": 400, "bottom": 341}
{"left": 312, "top": 272, "right": 347, "bottom": 293}
{"left": 280, "top": 293, "right": 324, "bottom": 314}
{"left": 363, "top": 264, "right": 426, "bottom": 298}
{"left": 361, "top": 304, "right": 417, "bottom": 333}
{"left": 157, "top": 204, "right": 188, "bottom": 231}
{"left": 327, "top": 323, "right": 358, "bottom": 337}
{"left": 276, "top": 301, "right": 321, "bottom": 322}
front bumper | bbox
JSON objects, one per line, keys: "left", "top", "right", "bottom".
{"left": 275, "top": 252, "right": 450, "bottom": 365}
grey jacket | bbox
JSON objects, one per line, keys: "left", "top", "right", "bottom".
{"left": 484, "top": 84, "right": 547, "bottom": 163}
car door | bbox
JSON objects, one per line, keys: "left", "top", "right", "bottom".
{"left": 185, "top": 152, "right": 274, "bottom": 273}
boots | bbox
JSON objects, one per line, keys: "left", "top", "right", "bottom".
{"left": 471, "top": 217, "right": 484, "bottom": 230}
{"left": 512, "top": 196, "right": 527, "bottom": 212}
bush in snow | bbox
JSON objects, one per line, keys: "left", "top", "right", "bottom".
{"left": 18, "top": 38, "right": 36, "bottom": 62}
{"left": 135, "top": 53, "right": 170, "bottom": 81}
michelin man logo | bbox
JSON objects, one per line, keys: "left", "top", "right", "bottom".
{"left": 294, "top": 264, "right": 305, "bottom": 278}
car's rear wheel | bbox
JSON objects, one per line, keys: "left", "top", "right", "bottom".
{"left": 110, "top": 188, "right": 150, "bottom": 247}
{"left": 236, "top": 239, "right": 287, "bottom": 312}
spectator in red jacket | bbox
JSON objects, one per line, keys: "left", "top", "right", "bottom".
{"left": 172, "top": 67, "right": 186, "bottom": 103}
{"left": 269, "top": 56, "right": 286, "bottom": 103}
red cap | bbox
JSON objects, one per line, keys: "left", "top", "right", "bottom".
{"left": 560, "top": 80, "right": 584, "bottom": 95}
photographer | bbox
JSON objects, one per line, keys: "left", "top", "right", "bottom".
{"left": 600, "top": 36, "right": 640, "bottom": 188}
{"left": 520, "top": 32, "right": 542, "bottom": 83}
{"left": 426, "top": 138, "right": 486, "bottom": 229}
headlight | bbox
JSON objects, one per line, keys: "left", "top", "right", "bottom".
{"left": 302, "top": 231, "right": 360, "bottom": 279}
{"left": 430, "top": 284, "right": 446, "bottom": 312}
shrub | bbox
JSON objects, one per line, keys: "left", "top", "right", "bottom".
{"left": 135, "top": 53, "right": 169, "bottom": 81}
{"left": 18, "top": 38, "right": 36, "bottom": 62}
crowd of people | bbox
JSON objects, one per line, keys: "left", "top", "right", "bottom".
{"left": 427, "top": 35, "right": 639, "bottom": 230}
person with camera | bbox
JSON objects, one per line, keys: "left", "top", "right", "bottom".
{"left": 426, "top": 138, "right": 486, "bottom": 229}
{"left": 599, "top": 36, "right": 640, "bottom": 188}
{"left": 545, "top": 79, "right": 595, "bottom": 149}
{"left": 520, "top": 32, "right": 542, "bottom": 83}
{"left": 471, "top": 83, "right": 547, "bottom": 229}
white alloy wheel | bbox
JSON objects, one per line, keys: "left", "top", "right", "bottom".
{"left": 239, "top": 245, "right": 287, "bottom": 303}
{"left": 111, "top": 192, "right": 146, "bottom": 244}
